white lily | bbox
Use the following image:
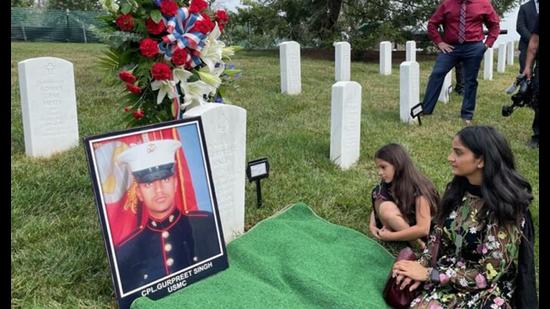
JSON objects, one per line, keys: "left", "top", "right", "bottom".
{"left": 200, "top": 23, "right": 226, "bottom": 75}
{"left": 151, "top": 79, "right": 179, "bottom": 104}
{"left": 99, "top": 0, "right": 119, "bottom": 13}
{"left": 197, "top": 70, "right": 222, "bottom": 88}
{"left": 204, "top": 60, "right": 226, "bottom": 77}
{"left": 179, "top": 80, "right": 217, "bottom": 110}
{"left": 222, "top": 46, "right": 237, "bottom": 58}
{"left": 172, "top": 67, "right": 193, "bottom": 84}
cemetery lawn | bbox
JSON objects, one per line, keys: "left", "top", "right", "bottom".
{"left": 11, "top": 42, "right": 538, "bottom": 307}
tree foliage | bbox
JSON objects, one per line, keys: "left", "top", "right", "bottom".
{"left": 227, "top": 0, "right": 524, "bottom": 50}
{"left": 46, "top": 0, "right": 103, "bottom": 11}
{"left": 223, "top": 0, "right": 289, "bottom": 48}
{"left": 11, "top": 0, "right": 35, "bottom": 7}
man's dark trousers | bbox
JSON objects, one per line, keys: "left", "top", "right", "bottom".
{"left": 531, "top": 64, "right": 539, "bottom": 143}
{"left": 454, "top": 61, "right": 464, "bottom": 94}
{"left": 422, "top": 41, "right": 486, "bottom": 120}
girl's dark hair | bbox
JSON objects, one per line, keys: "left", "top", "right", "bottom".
{"left": 437, "top": 126, "right": 533, "bottom": 227}
{"left": 375, "top": 143, "right": 440, "bottom": 219}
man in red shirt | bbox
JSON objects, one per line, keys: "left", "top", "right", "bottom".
{"left": 421, "top": 0, "right": 500, "bottom": 125}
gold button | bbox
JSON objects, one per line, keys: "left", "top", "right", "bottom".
{"left": 166, "top": 258, "right": 174, "bottom": 266}
{"left": 193, "top": 256, "right": 198, "bottom": 262}
{"left": 143, "top": 274, "right": 148, "bottom": 279}
{"left": 164, "top": 243, "right": 172, "bottom": 252}
{"left": 162, "top": 231, "right": 169, "bottom": 238}
{"left": 151, "top": 221, "right": 157, "bottom": 227}
{"left": 169, "top": 215, "right": 174, "bottom": 222}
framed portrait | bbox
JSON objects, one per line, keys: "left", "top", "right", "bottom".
{"left": 84, "top": 117, "right": 228, "bottom": 309}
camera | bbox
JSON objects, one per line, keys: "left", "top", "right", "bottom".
{"left": 501, "top": 74, "right": 535, "bottom": 117}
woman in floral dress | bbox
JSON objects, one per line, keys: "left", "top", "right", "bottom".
{"left": 391, "top": 125, "right": 534, "bottom": 308}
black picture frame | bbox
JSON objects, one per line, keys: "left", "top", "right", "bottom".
{"left": 83, "top": 117, "right": 228, "bottom": 309}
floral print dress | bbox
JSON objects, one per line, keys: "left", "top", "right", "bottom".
{"left": 411, "top": 191, "right": 522, "bottom": 309}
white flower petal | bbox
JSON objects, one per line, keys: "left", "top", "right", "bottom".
{"left": 198, "top": 70, "right": 221, "bottom": 88}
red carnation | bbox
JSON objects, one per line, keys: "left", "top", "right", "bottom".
{"left": 189, "top": 0, "right": 208, "bottom": 14}
{"left": 190, "top": 13, "right": 214, "bottom": 34}
{"left": 215, "top": 9, "right": 229, "bottom": 25}
{"left": 126, "top": 83, "right": 142, "bottom": 94}
{"left": 160, "top": 0, "right": 178, "bottom": 16}
{"left": 151, "top": 62, "right": 172, "bottom": 80}
{"left": 215, "top": 9, "right": 229, "bottom": 31}
{"left": 133, "top": 109, "right": 144, "bottom": 119}
{"left": 171, "top": 48, "right": 189, "bottom": 66}
{"left": 118, "top": 71, "right": 137, "bottom": 83}
{"left": 115, "top": 14, "right": 135, "bottom": 31}
{"left": 145, "top": 18, "right": 166, "bottom": 35}
{"left": 139, "top": 38, "right": 159, "bottom": 58}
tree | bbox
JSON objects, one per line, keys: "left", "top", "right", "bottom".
{"left": 11, "top": 0, "right": 35, "bottom": 7}
{"left": 46, "top": 0, "right": 102, "bottom": 11}
{"left": 225, "top": 0, "right": 290, "bottom": 48}
{"left": 307, "top": 0, "right": 344, "bottom": 42}
{"left": 264, "top": 0, "right": 343, "bottom": 45}
{"left": 225, "top": 0, "right": 524, "bottom": 49}
{"left": 491, "top": 0, "right": 523, "bottom": 15}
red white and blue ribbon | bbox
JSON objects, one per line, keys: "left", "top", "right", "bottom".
{"left": 156, "top": 6, "right": 208, "bottom": 68}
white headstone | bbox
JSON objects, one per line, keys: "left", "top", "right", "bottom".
{"left": 506, "top": 41, "right": 514, "bottom": 66}
{"left": 438, "top": 70, "right": 453, "bottom": 103}
{"left": 399, "top": 61, "right": 420, "bottom": 124}
{"left": 497, "top": 44, "right": 506, "bottom": 73}
{"left": 379, "top": 41, "right": 392, "bottom": 75}
{"left": 279, "top": 41, "right": 301, "bottom": 94}
{"left": 483, "top": 47, "right": 494, "bottom": 80}
{"left": 18, "top": 57, "right": 79, "bottom": 158}
{"left": 334, "top": 41, "right": 351, "bottom": 81}
{"left": 406, "top": 41, "right": 416, "bottom": 62}
{"left": 330, "top": 81, "right": 362, "bottom": 170}
{"left": 183, "top": 103, "right": 247, "bottom": 243}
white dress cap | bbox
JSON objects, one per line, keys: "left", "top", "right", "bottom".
{"left": 117, "top": 139, "right": 182, "bottom": 173}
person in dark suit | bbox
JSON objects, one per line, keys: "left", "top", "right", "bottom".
{"left": 523, "top": 17, "right": 539, "bottom": 148}
{"left": 517, "top": 0, "right": 539, "bottom": 73}
{"left": 115, "top": 139, "right": 222, "bottom": 292}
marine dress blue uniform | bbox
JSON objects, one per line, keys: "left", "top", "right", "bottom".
{"left": 114, "top": 139, "right": 222, "bottom": 293}
{"left": 116, "top": 208, "right": 220, "bottom": 292}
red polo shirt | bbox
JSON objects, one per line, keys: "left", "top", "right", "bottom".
{"left": 427, "top": 0, "right": 500, "bottom": 47}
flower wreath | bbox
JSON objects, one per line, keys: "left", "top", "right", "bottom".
{"left": 97, "top": 0, "right": 241, "bottom": 126}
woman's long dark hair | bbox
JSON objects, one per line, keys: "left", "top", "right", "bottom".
{"left": 437, "top": 126, "right": 533, "bottom": 227}
{"left": 375, "top": 143, "right": 440, "bottom": 219}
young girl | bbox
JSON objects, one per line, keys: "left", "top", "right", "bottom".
{"left": 369, "top": 143, "right": 440, "bottom": 249}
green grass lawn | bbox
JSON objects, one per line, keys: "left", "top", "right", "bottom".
{"left": 11, "top": 42, "right": 538, "bottom": 308}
